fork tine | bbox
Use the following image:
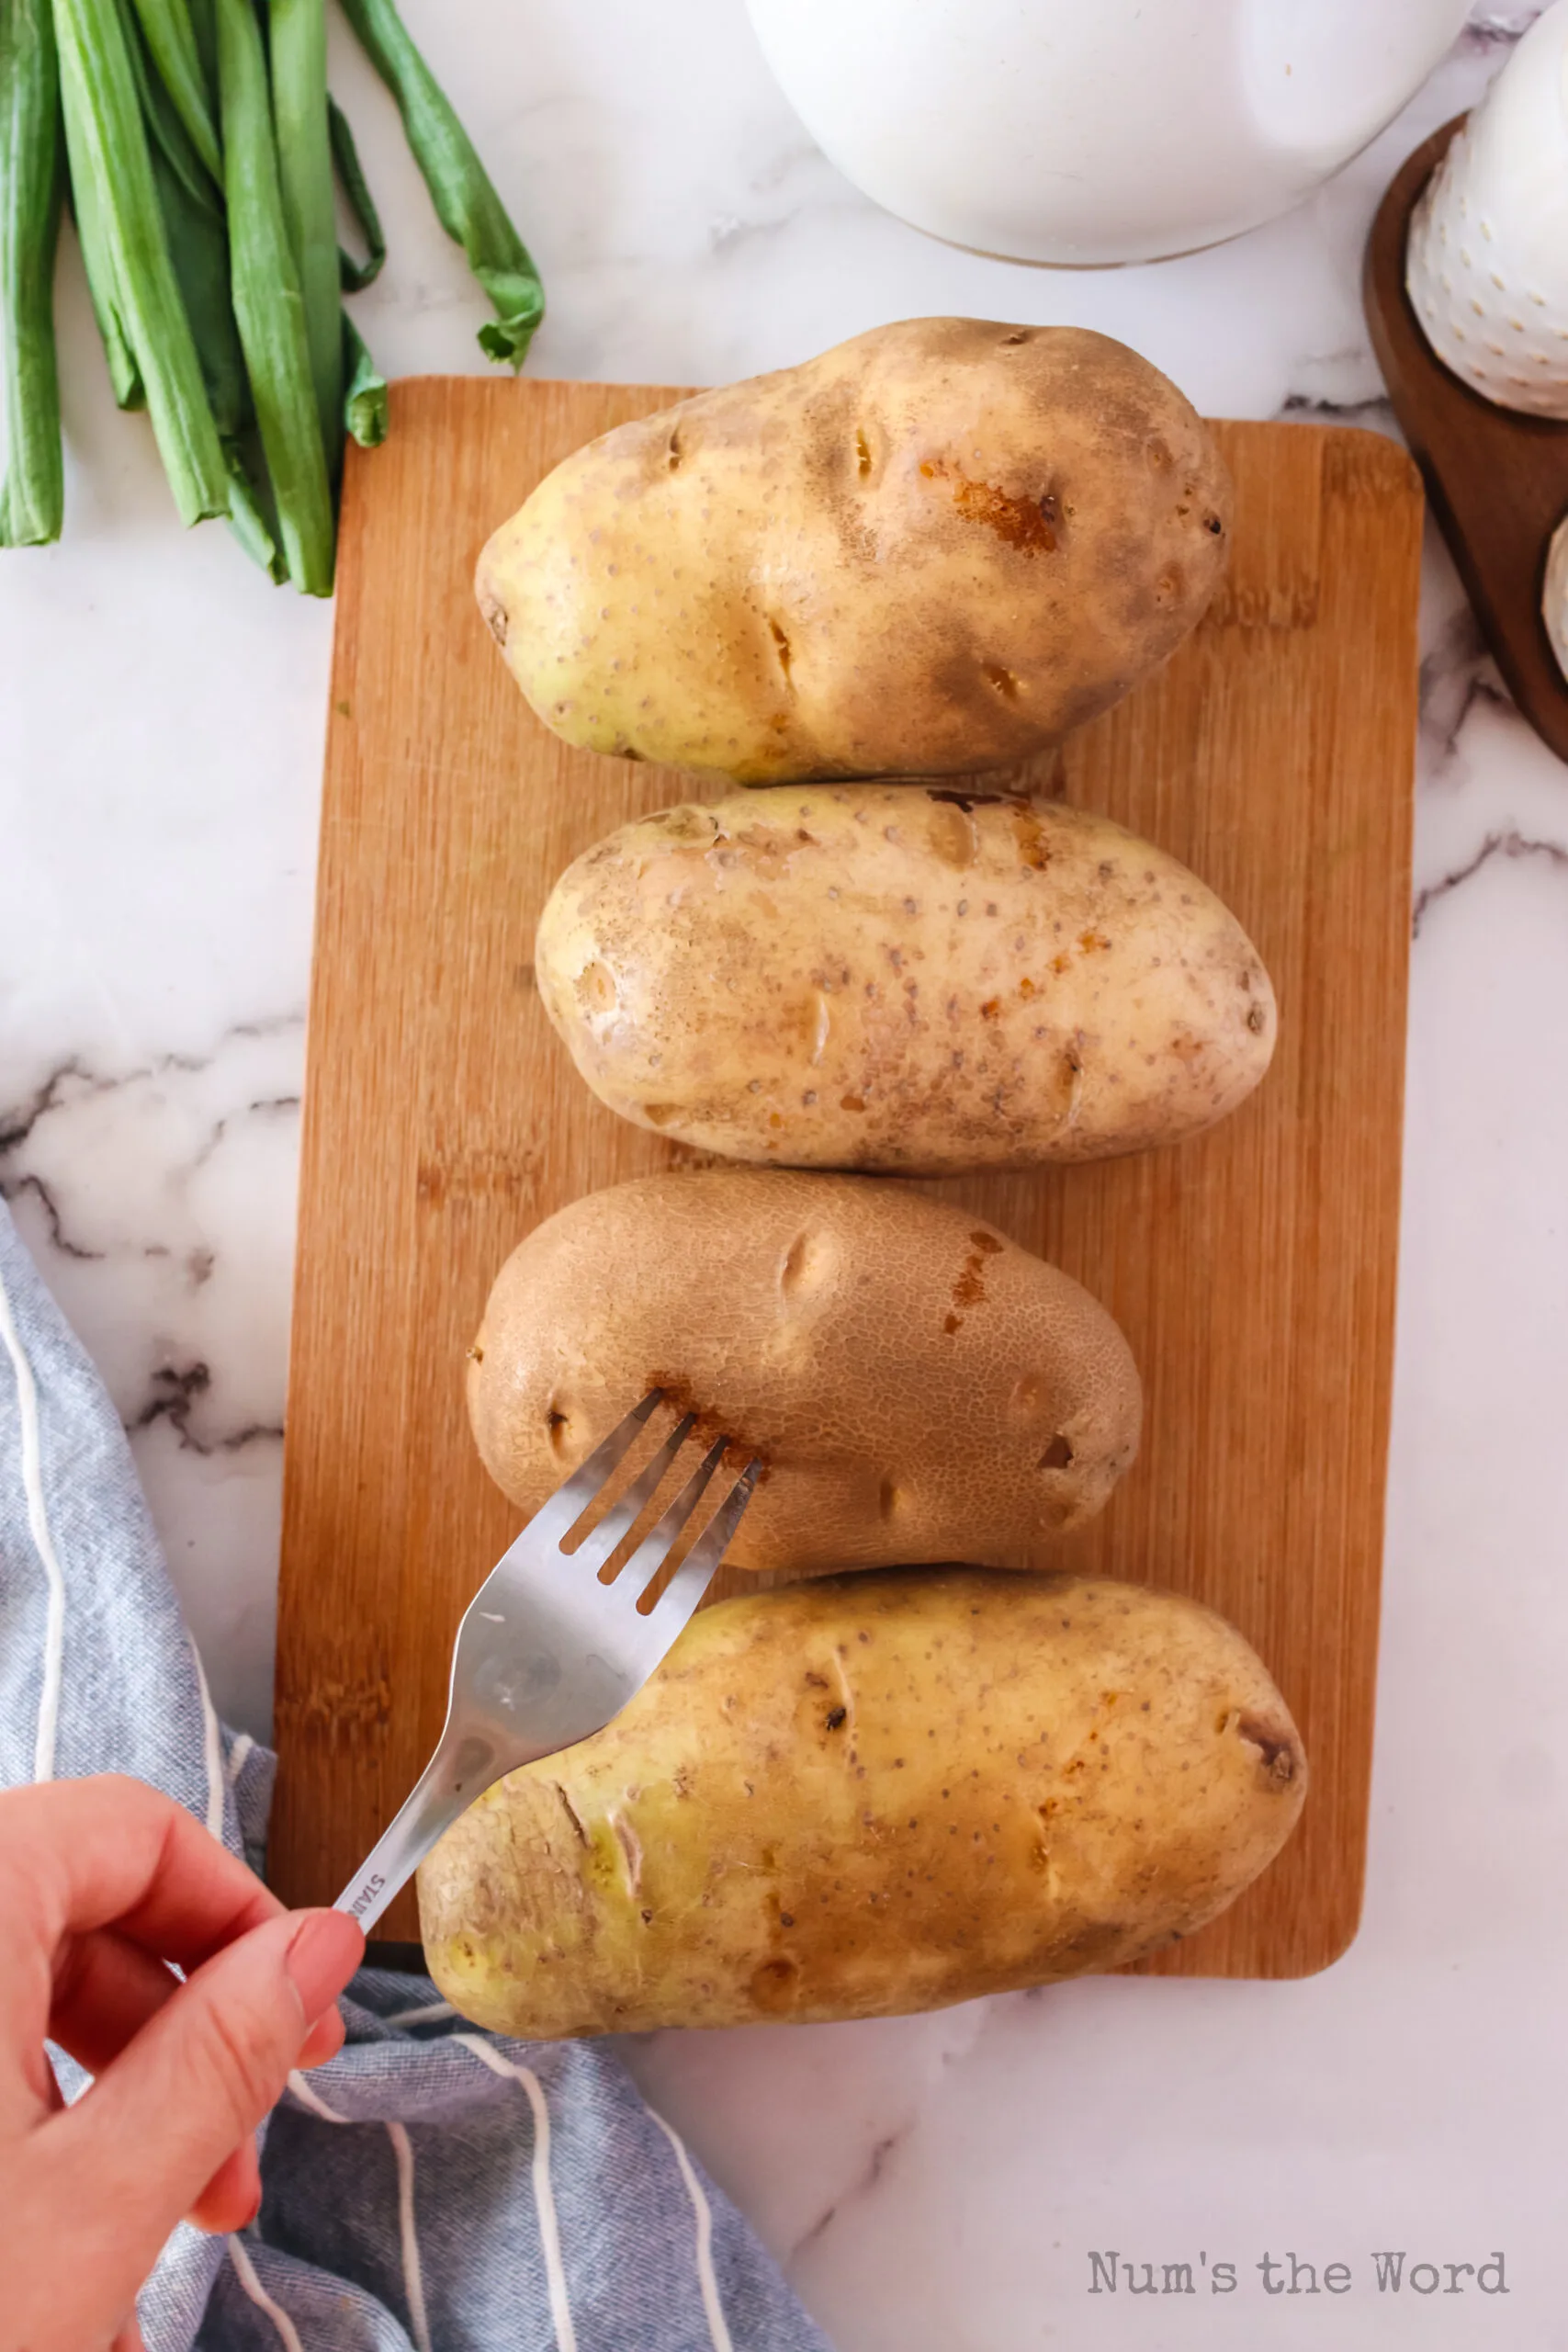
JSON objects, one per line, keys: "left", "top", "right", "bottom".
{"left": 645, "top": 1456, "right": 762, "bottom": 1625}
{"left": 522, "top": 1388, "right": 663, "bottom": 1552}
{"left": 614, "top": 1434, "right": 730, "bottom": 1608}
{"left": 570, "top": 1411, "right": 696, "bottom": 1578}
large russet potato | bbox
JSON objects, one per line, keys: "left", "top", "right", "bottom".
{"left": 467, "top": 1170, "right": 1141, "bottom": 1574}
{"left": 536, "top": 785, "right": 1277, "bottom": 1173}
{"left": 419, "top": 1568, "right": 1307, "bottom": 2036}
{"left": 475, "top": 317, "right": 1232, "bottom": 783}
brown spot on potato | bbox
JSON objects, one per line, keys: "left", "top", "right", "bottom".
{"left": 918, "top": 458, "right": 1059, "bottom": 553}
{"left": 479, "top": 594, "right": 508, "bottom": 647}
{"left": 854, "top": 425, "right": 874, "bottom": 477}
{"left": 576, "top": 961, "right": 617, "bottom": 1015}
{"left": 983, "top": 662, "right": 1021, "bottom": 700}
{"left": 750, "top": 1956, "right": 800, "bottom": 2012}
{"left": 552, "top": 1782, "right": 588, "bottom": 1845}
{"left": 1236, "top": 1714, "right": 1301, "bottom": 1784}
{"left": 767, "top": 616, "right": 793, "bottom": 686}
{"left": 825, "top": 1706, "right": 848, "bottom": 1731}
{"left": 780, "top": 1227, "right": 835, "bottom": 1298}
{"left": 612, "top": 1813, "right": 643, "bottom": 1894}
{"left": 926, "top": 798, "right": 978, "bottom": 869}
{"left": 1039, "top": 1432, "right": 1075, "bottom": 1470}
{"left": 1011, "top": 806, "right": 1052, "bottom": 870}
{"left": 924, "top": 787, "right": 1019, "bottom": 815}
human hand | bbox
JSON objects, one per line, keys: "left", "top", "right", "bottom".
{"left": 0, "top": 1773, "right": 364, "bottom": 2352}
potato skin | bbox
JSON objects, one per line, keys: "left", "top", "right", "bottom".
{"left": 537, "top": 786, "right": 1277, "bottom": 1173}
{"left": 467, "top": 1170, "right": 1141, "bottom": 1574}
{"left": 419, "top": 1568, "right": 1307, "bottom": 2037}
{"left": 476, "top": 318, "right": 1232, "bottom": 783}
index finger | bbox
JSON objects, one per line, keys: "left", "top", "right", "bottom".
{"left": 0, "top": 1776, "right": 282, "bottom": 1972}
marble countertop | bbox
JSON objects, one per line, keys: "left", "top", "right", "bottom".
{"left": 3, "top": 5, "right": 1565, "bottom": 2343}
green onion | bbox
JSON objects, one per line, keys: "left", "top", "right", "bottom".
{"left": 268, "top": 0, "right": 342, "bottom": 469}
{"left": 120, "top": 0, "right": 294, "bottom": 577}
{"left": 53, "top": 0, "right": 229, "bottom": 521}
{"left": 118, "top": 0, "right": 244, "bottom": 435}
{"left": 125, "top": 0, "right": 219, "bottom": 182}
{"left": 342, "top": 311, "right": 386, "bottom": 448}
{"left": 59, "top": 80, "right": 143, "bottom": 408}
{"left": 223, "top": 427, "right": 287, "bottom": 580}
{"left": 185, "top": 0, "right": 214, "bottom": 92}
{"left": 212, "top": 0, "right": 333, "bottom": 593}
{"left": 338, "top": 0, "right": 544, "bottom": 367}
{"left": 1, "top": 0, "right": 66, "bottom": 546}
{"left": 329, "top": 96, "right": 384, "bottom": 291}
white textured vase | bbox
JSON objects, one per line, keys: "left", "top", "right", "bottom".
{"left": 745, "top": 0, "right": 1471, "bottom": 266}
{"left": 1406, "top": 0, "right": 1568, "bottom": 419}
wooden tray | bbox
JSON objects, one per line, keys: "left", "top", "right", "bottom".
{"left": 1366, "top": 114, "right": 1568, "bottom": 763}
{"left": 271, "top": 378, "right": 1421, "bottom": 1969}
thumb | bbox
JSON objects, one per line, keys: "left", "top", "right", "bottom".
{"left": 39, "top": 1908, "right": 362, "bottom": 2297}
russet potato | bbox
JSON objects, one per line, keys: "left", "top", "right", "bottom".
{"left": 476, "top": 317, "right": 1232, "bottom": 783}
{"left": 467, "top": 1170, "right": 1141, "bottom": 1574}
{"left": 536, "top": 785, "right": 1277, "bottom": 1172}
{"left": 419, "top": 1567, "right": 1307, "bottom": 2037}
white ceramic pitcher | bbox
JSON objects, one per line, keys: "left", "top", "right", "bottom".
{"left": 746, "top": 0, "right": 1472, "bottom": 265}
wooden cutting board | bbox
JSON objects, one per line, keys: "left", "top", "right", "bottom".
{"left": 270, "top": 377, "right": 1421, "bottom": 1970}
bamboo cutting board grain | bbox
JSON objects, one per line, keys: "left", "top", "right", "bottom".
{"left": 271, "top": 378, "right": 1422, "bottom": 1967}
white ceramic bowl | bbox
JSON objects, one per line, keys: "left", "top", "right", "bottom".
{"left": 746, "top": 0, "right": 1472, "bottom": 266}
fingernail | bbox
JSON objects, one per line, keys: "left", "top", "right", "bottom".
{"left": 284, "top": 1909, "right": 364, "bottom": 2025}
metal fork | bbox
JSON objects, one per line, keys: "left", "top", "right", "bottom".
{"left": 334, "top": 1391, "right": 760, "bottom": 1933}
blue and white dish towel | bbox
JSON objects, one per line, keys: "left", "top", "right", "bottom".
{"left": 0, "top": 1199, "right": 831, "bottom": 2352}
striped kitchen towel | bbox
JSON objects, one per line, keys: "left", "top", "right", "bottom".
{"left": 0, "top": 1198, "right": 832, "bottom": 2351}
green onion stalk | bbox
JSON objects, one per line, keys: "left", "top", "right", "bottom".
{"left": 54, "top": 0, "right": 229, "bottom": 521}
{"left": 213, "top": 0, "right": 333, "bottom": 592}
{"left": 338, "top": 0, "right": 544, "bottom": 367}
{"left": 1, "top": 0, "right": 66, "bottom": 544}
{"left": 269, "top": 0, "right": 343, "bottom": 472}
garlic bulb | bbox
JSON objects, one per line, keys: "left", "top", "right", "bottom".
{"left": 1405, "top": 0, "right": 1568, "bottom": 418}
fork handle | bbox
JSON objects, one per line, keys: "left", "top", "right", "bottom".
{"left": 333, "top": 1747, "right": 468, "bottom": 1934}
